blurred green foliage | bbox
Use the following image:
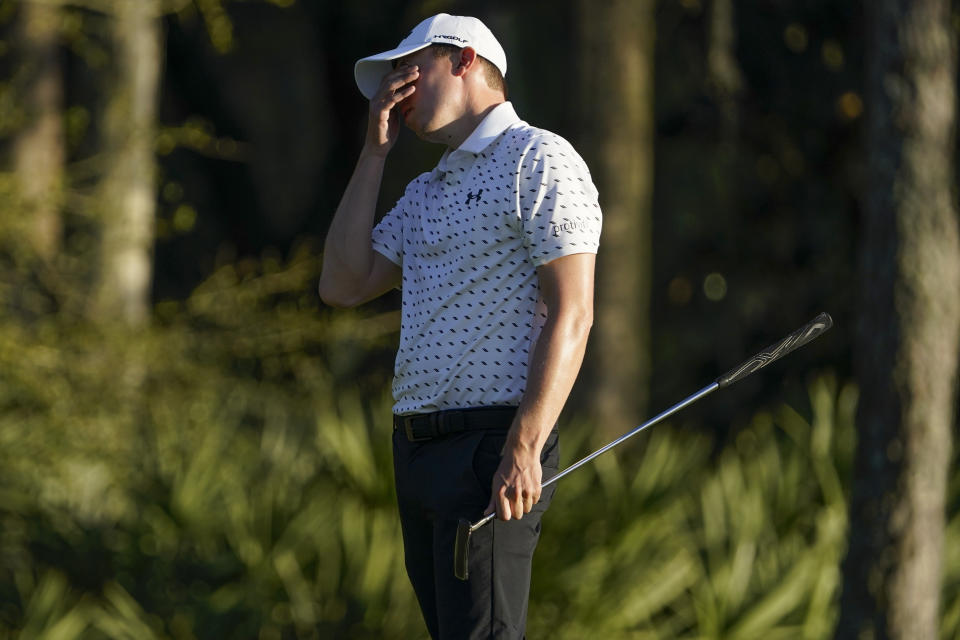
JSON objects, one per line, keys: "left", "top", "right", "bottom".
{"left": 0, "top": 250, "right": 957, "bottom": 638}
{"left": 0, "top": 248, "right": 411, "bottom": 639}
{"left": 530, "top": 377, "right": 856, "bottom": 639}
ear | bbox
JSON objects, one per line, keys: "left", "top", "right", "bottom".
{"left": 452, "top": 46, "right": 479, "bottom": 77}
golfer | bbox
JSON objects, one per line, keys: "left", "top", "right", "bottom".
{"left": 319, "top": 13, "right": 602, "bottom": 639}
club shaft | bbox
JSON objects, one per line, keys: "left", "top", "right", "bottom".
{"left": 543, "top": 382, "right": 718, "bottom": 488}
{"left": 469, "top": 382, "right": 718, "bottom": 534}
{"left": 462, "top": 312, "right": 832, "bottom": 565}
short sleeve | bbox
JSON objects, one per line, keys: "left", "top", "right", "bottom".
{"left": 372, "top": 173, "right": 427, "bottom": 266}
{"left": 516, "top": 135, "right": 602, "bottom": 266}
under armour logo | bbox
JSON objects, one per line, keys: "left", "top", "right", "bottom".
{"left": 465, "top": 189, "right": 484, "bottom": 206}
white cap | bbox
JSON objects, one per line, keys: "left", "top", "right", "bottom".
{"left": 354, "top": 14, "right": 507, "bottom": 99}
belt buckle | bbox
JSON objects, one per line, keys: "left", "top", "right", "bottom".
{"left": 403, "top": 415, "right": 433, "bottom": 442}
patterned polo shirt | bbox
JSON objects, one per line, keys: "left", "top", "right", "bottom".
{"left": 372, "top": 102, "right": 602, "bottom": 415}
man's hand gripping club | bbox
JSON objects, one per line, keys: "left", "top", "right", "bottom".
{"left": 484, "top": 431, "right": 544, "bottom": 521}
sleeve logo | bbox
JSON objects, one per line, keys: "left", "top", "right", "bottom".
{"left": 551, "top": 219, "right": 593, "bottom": 237}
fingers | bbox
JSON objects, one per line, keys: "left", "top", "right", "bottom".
{"left": 499, "top": 483, "right": 518, "bottom": 521}
{"left": 384, "top": 82, "right": 416, "bottom": 111}
{"left": 484, "top": 495, "right": 496, "bottom": 517}
{"left": 384, "top": 64, "right": 419, "bottom": 90}
{"left": 522, "top": 489, "right": 535, "bottom": 514}
{"left": 493, "top": 480, "right": 541, "bottom": 521}
{"left": 516, "top": 485, "right": 540, "bottom": 518}
{"left": 364, "top": 66, "right": 418, "bottom": 152}
{"left": 487, "top": 481, "right": 515, "bottom": 522}
{"left": 509, "top": 484, "right": 523, "bottom": 520}
{"left": 373, "top": 66, "right": 418, "bottom": 109}
{"left": 487, "top": 454, "right": 543, "bottom": 521}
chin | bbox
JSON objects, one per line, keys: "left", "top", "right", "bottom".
{"left": 418, "top": 125, "right": 447, "bottom": 144}
{"left": 408, "top": 127, "right": 434, "bottom": 142}
{"left": 405, "top": 123, "right": 427, "bottom": 139}
{"left": 405, "top": 116, "right": 445, "bottom": 144}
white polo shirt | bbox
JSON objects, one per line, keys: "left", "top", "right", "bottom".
{"left": 372, "top": 102, "right": 602, "bottom": 415}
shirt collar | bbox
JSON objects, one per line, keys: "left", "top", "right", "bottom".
{"left": 436, "top": 102, "right": 520, "bottom": 173}
{"left": 457, "top": 101, "right": 520, "bottom": 154}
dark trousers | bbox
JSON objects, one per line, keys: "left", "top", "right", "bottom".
{"left": 392, "top": 419, "right": 559, "bottom": 639}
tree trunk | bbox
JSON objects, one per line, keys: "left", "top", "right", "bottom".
{"left": 838, "top": 0, "right": 959, "bottom": 638}
{"left": 12, "top": 0, "right": 65, "bottom": 260}
{"left": 576, "top": 0, "right": 655, "bottom": 433}
{"left": 93, "top": 0, "right": 163, "bottom": 325}
{"left": 706, "top": 0, "right": 742, "bottom": 142}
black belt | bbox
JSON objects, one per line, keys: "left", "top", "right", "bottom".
{"left": 394, "top": 406, "right": 517, "bottom": 442}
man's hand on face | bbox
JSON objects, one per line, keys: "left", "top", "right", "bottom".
{"left": 364, "top": 65, "right": 418, "bottom": 157}
{"left": 484, "top": 442, "right": 543, "bottom": 521}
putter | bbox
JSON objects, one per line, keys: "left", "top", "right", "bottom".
{"left": 453, "top": 312, "right": 833, "bottom": 581}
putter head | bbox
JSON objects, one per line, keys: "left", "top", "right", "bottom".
{"left": 454, "top": 518, "right": 471, "bottom": 581}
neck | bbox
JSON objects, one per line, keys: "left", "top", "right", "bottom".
{"left": 428, "top": 99, "right": 504, "bottom": 150}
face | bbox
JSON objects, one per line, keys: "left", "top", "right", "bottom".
{"left": 393, "top": 47, "right": 463, "bottom": 142}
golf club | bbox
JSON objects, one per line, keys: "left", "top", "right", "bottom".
{"left": 453, "top": 311, "right": 833, "bottom": 581}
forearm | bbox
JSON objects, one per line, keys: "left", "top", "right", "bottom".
{"left": 485, "top": 254, "right": 594, "bottom": 520}
{"left": 507, "top": 307, "right": 593, "bottom": 456}
{"left": 319, "top": 152, "right": 387, "bottom": 298}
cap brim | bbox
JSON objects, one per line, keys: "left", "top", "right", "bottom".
{"left": 354, "top": 43, "right": 431, "bottom": 99}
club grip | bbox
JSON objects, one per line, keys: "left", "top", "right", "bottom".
{"left": 716, "top": 312, "right": 833, "bottom": 389}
